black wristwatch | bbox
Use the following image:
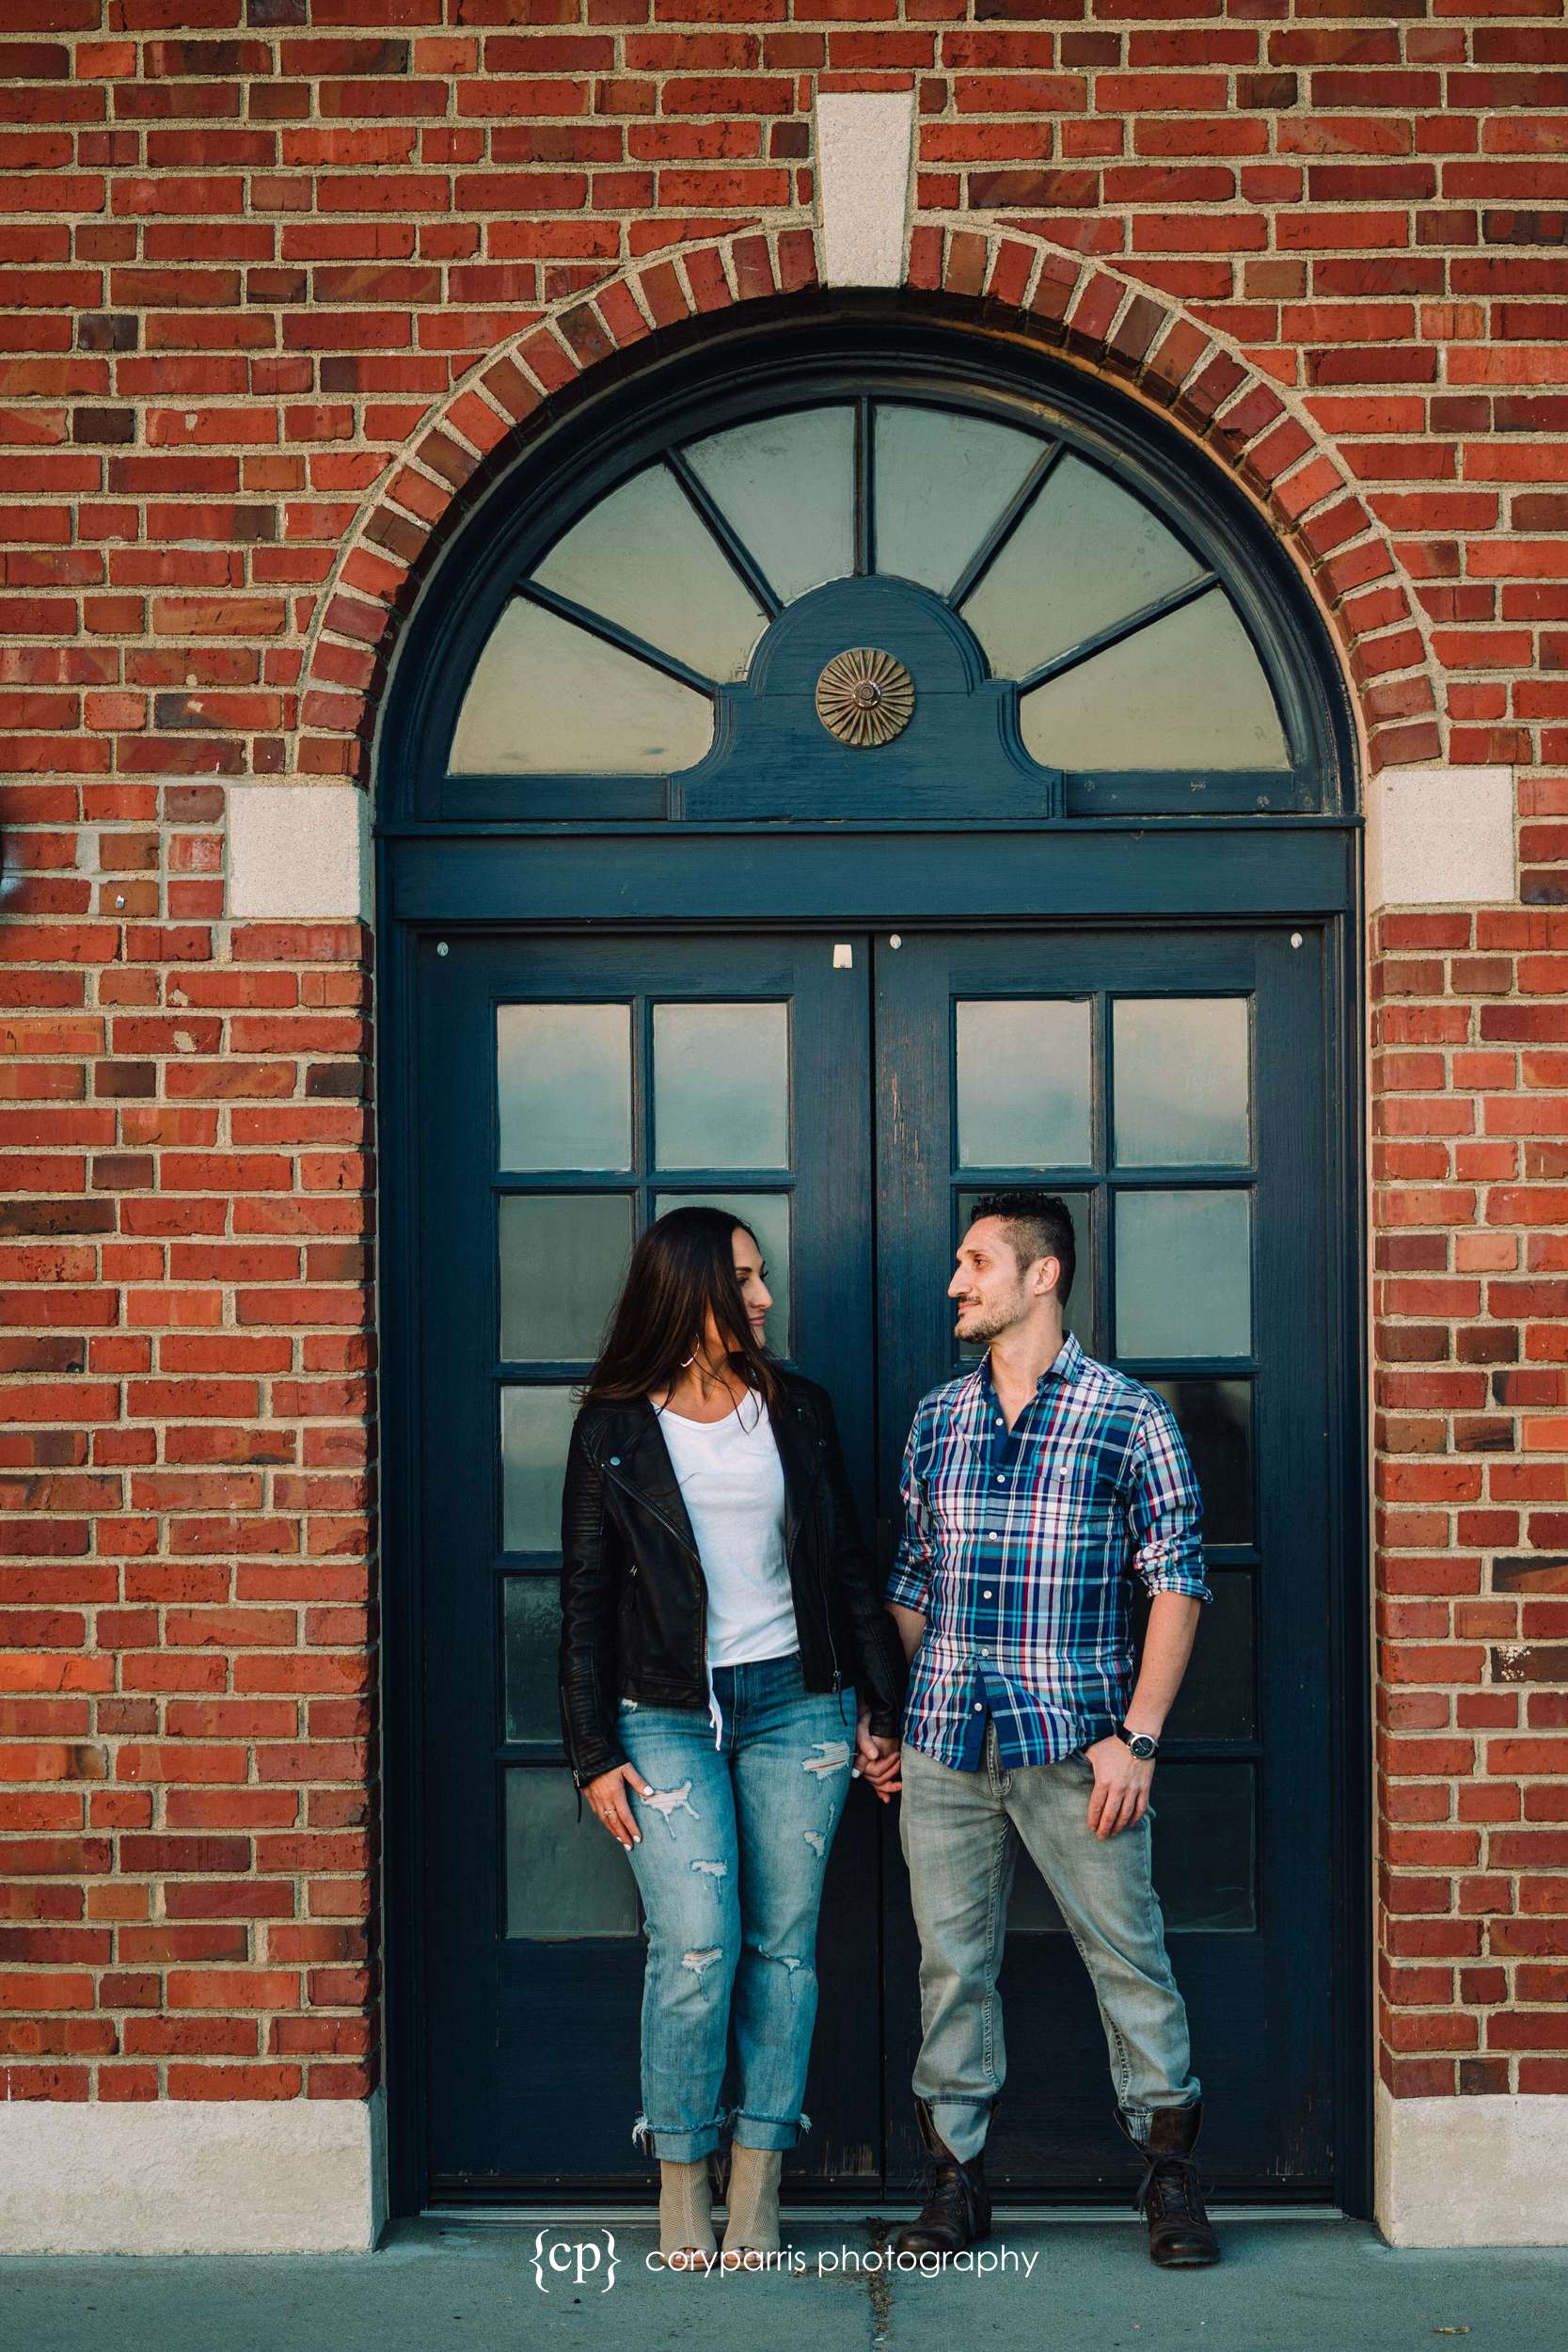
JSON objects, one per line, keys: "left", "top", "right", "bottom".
{"left": 1115, "top": 1720, "right": 1160, "bottom": 1761}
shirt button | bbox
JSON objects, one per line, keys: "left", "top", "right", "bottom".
{"left": 980, "top": 1647, "right": 990, "bottom": 1657}
{"left": 982, "top": 1590, "right": 992, "bottom": 1599}
{"left": 609, "top": 1455, "right": 621, "bottom": 1467}
{"left": 974, "top": 1703, "right": 983, "bottom": 1713}
{"left": 995, "top": 1474, "right": 1007, "bottom": 1485}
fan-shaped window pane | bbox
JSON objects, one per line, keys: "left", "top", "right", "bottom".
{"left": 533, "top": 464, "right": 767, "bottom": 682}
{"left": 684, "top": 407, "right": 854, "bottom": 606}
{"left": 1019, "top": 592, "right": 1290, "bottom": 772}
{"left": 961, "top": 454, "right": 1205, "bottom": 683}
{"left": 448, "top": 599, "right": 714, "bottom": 777}
{"left": 873, "top": 405, "right": 1041, "bottom": 597}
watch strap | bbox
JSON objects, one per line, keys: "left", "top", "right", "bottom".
{"left": 1115, "top": 1718, "right": 1159, "bottom": 1756}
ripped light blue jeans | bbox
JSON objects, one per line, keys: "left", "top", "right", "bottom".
{"left": 615, "top": 1650, "right": 858, "bottom": 2163}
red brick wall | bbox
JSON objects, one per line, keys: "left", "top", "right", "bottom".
{"left": 0, "top": 904, "right": 376, "bottom": 2102}
{"left": 2, "top": 4, "right": 1564, "bottom": 2119}
{"left": 1375, "top": 905, "right": 1568, "bottom": 2100}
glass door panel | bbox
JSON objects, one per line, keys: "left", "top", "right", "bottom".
{"left": 652, "top": 998, "right": 790, "bottom": 1169}
{"left": 499, "top": 1386, "right": 578, "bottom": 1555}
{"left": 955, "top": 997, "right": 1094, "bottom": 1170}
{"left": 1113, "top": 996, "right": 1250, "bottom": 1167}
{"left": 1147, "top": 1377, "right": 1254, "bottom": 1547}
{"left": 1115, "top": 1187, "right": 1252, "bottom": 1360}
{"left": 499, "top": 1194, "right": 633, "bottom": 1361}
{"left": 497, "top": 1001, "right": 632, "bottom": 1170}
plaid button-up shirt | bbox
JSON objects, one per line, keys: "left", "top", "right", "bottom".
{"left": 884, "top": 1333, "right": 1212, "bottom": 1772}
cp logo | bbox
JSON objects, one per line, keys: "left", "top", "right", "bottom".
{"left": 531, "top": 2227, "right": 619, "bottom": 2293}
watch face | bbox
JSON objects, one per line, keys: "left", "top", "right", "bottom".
{"left": 1131, "top": 1735, "right": 1157, "bottom": 1759}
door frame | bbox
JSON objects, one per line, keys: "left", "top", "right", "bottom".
{"left": 375, "top": 823, "right": 1370, "bottom": 2219}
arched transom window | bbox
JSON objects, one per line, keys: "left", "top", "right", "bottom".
{"left": 400, "top": 361, "right": 1345, "bottom": 827}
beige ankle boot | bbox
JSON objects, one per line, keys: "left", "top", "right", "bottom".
{"left": 658, "top": 2155, "right": 716, "bottom": 2270}
{"left": 721, "top": 2144, "right": 783, "bottom": 2267}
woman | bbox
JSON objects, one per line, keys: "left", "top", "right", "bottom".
{"left": 558, "top": 1206, "right": 908, "bottom": 2271}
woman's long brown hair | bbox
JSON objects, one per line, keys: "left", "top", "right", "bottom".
{"left": 582, "top": 1205, "right": 783, "bottom": 1412}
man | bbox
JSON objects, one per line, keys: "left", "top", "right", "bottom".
{"left": 867, "top": 1190, "right": 1220, "bottom": 2269}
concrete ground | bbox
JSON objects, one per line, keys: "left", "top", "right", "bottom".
{"left": 4, "top": 2208, "right": 1566, "bottom": 2352}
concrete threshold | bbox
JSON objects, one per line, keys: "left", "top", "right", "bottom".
{"left": 426, "top": 2201, "right": 1352, "bottom": 2228}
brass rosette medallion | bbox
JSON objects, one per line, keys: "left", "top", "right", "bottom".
{"left": 814, "top": 647, "right": 915, "bottom": 748}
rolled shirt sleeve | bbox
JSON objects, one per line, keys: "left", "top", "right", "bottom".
{"left": 883, "top": 1411, "right": 937, "bottom": 1613}
{"left": 1127, "top": 1391, "right": 1212, "bottom": 1602}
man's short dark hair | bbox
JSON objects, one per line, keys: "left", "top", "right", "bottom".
{"left": 969, "top": 1190, "right": 1076, "bottom": 1307}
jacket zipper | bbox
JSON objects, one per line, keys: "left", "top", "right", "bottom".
{"left": 601, "top": 1454, "right": 706, "bottom": 1683}
{"left": 810, "top": 1521, "right": 842, "bottom": 1693}
{"left": 796, "top": 1412, "right": 842, "bottom": 1696}
{"left": 819, "top": 1562, "right": 842, "bottom": 1696}
{"left": 601, "top": 1459, "right": 700, "bottom": 1559}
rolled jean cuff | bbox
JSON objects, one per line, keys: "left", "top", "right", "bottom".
{"left": 631, "top": 2107, "right": 728, "bottom": 2163}
{"left": 927, "top": 2096, "right": 995, "bottom": 2163}
{"left": 1116, "top": 2090, "right": 1200, "bottom": 2147}
{"left": 731, "top": 2107, "right": 812, "bottom": 2153}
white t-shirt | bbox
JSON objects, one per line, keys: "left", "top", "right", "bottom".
{"left": 657, "top": 1391, "right": 797, "bottom": 1741}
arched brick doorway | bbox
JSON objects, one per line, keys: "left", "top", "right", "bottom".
{"left": 371, "top": 303, "right": 1370, "bottom": 2215}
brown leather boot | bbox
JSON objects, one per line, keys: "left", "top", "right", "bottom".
{"left": 891, "top": 2096, "right": 993, "bottom": 2258}
{"left": 1115, "top": 2100, "right": 1220, "bottom": 2267}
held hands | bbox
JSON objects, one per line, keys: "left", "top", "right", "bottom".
{"left": 584, "top": 1713, "right": 907, "bottom": 1846}
{"left": 855, "top": 1707, "right": 902, "bottom": 1802}
{"left": 1084, "top": 1731, "right": 1154, "bottom": 1838}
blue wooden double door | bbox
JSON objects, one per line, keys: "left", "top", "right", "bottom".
{"left": 413, "top": 920, "right": 1341, "bottom": 2201}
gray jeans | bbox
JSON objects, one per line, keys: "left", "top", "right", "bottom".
{"left": 898, "top": 1718, "right": 1200, "bottom": 2163}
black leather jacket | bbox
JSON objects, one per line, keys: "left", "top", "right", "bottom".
{"left": 558, "top": 1370, "right": 909, "bottom": 1798}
